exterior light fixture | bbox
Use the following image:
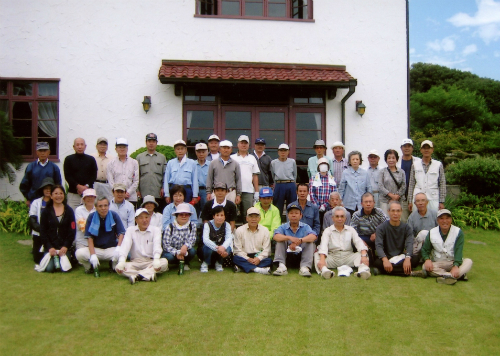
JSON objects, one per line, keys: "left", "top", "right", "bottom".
{"left": 356, "top": 101, "right": 366, "bottom": 117}
{"left": 142, "top": 96, "right": 151, "bottom": 113}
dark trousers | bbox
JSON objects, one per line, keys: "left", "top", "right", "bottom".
{"left": 273, "top": 182, "right": 297, "bottom": 216}
{"left": 161, "top": 248, "right": 197, "bottom": 265}
{"left": 373, "top": 255, "right": 420, "bottom": 276}
{"left": 32, "top": 234, "right": 44, "bottom": 264}
{"left": 202, "top": 245, "right": 232, "bottom": 265}
{"left": 233, "top": 255, "right": 272, "bottom": 273}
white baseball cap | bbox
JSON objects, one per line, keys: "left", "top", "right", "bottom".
{"left": 173, "top": 139, "right": 187, "bottom": 147}
{"left": 331, "top": 141, "right": 345, "bottom": 149}
{"left": 208, "top": 134, "right": 220, "bottom": 141}
{"left": 278, "top": 143, "right": 289, "bottom": 150}
{"left": 401, "top": 138, "right": 413, "bottom": 146}
{"left": 116, "top": 138, "right": 128, "bottom": 146}
{"left": 219, "top": 140, "right": 233, "bottom": 147}
{"left": 135, "top": 208, "right": 150, "bottom": 218}
{"left": 421, "top": 140, "right": 433, "bottom": 148}
{"left": 195, "top": 143, "right": 208, "bottom": 150}
{"left": 368, "top": 149, "right": 380, "bottom": 158}
{"left": 337, "top": 265, "right": 353, "bottom": 277}
{"left": 238, "top": 135, "right": 250, "bottom": 142}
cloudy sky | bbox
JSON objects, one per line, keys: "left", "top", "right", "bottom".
{"left": 410, "top": 0, "right": 500, "bottom": 80}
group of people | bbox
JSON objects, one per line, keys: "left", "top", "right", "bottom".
{"left": 19, "top": 133, "right": 472, "bottom": 285}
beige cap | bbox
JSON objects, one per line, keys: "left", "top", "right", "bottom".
{"left": 247, "top": 207, "right": 261, "bottom": 216}
{"left": 278, "top": 143, "right": 289, "bottom": 150}
{"left": 195, "top": 143, "right": 208, "bottom": 150}
{"left": 208, "top": 134, "right": 220, "bottom": 141}
{"left": 238, "top": 135, "right": 250, "bottom": 142}
{"left": 437, "top": 209, "right": 452, "bottom": 218}
{"left": 113, "top": 183, "right": 127, "bottom": 191}
{"left": 331, "top": 141, "right": 345, "bottom": 149}
{"left": 97, "top": 137, "right": 108, "bottom": 144}
{"left": 421, "top": 140, "right": 433, "bottom": 148}
{"left": 173, "top": 139, "right": 187, "bottom": 147}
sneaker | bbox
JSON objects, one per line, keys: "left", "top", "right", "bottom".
{"left": 200, "top": 262, "right": 208, "bottom": 273}
{"left": 458, "top": 273, "right": 468, "bottom": 281}
{"left": 129, "top": 275, "right": 137, "bottom": 285}
{"left": 255, "top": 267, "right": 271, "bottom": 275}
{"left": 371, "top": 267, "right": 380, "bottom": 276}
{"left": 357, "top": 270, "right": 371, "bottom": 280}
{"left": 184, "top": 265, "right": 190, "bottom": 271}
{"left": 436, "top": 276, "right": 457, "bottom": 285}
{"left": 233, "top": 265, "right": 241, "bottom": 273}
{"left": 410, "top": 269, "right": 427, "bottom": 278}
{"left": 321, "top": 268, "right": 335, "bottom": 279}
{"left": 137, "top": 274, "right": 148, "bottom": 281}
{"left": 299, "top": 266, "right": 312, "bottom": 278}
{"left": 215, "top": 262, "right": 224, "bottom": 272}
{"left": 273, "top": 265, "right": 288, "bottom": 276}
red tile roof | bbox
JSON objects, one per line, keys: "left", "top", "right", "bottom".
{"left": 159, "top": 60, "right": 355, "bottom": 85}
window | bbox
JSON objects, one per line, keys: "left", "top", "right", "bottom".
{"left": 196, "top": 0, "right": 313, "bottom": 20}
{"left": 0, "top": 79, "right": 59, "bottom": 160}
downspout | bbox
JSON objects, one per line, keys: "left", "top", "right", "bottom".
{"left": 406, "top": 0, "right": 411, "bottom": 137}
{"left": 340, "top": 80, "right": 357, "bottom": 147}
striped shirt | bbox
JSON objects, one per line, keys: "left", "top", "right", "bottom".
{"left": 331, "top": 158, "right": 348, "bottom": 188}
{"left": 350, "top": 207, "right": 387, "bottom": 236}
{"left": 309, "top": 174, "right": 337, "bottom": 209}
{"left": 162, "top": 221, "right": 197, "bottom": 256}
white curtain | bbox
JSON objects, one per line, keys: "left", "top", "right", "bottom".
{"left": 38, "top": 102, "right": 58, "bottom": 137}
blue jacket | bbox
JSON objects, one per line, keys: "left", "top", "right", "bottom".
{"left": 19, "top": 160, "right": 62, "bottom": 202}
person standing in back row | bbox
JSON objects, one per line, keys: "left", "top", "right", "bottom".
{"left": 252, "top": 137, "right": 273, "bottom": 190}
{"left": 270, "top": 143, "right": 297, "bottom": 216}
{"left": 397, "top": 139, "right": 421, "bottom": 223}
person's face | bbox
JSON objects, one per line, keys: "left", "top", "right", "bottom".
{"left": 238, "top": 141, "right": 249, "bottom": 152}
{"left": 73, "top": 139, "right": 86, "bottom": 154}
{"left": 314, "top": 146, "right": 326, "bottom": 156}
{"left": 333, "top": 211, "right": 346, "bottom": 227}
{"left": 136, "top": 213, "right": 151, "bottom": 230}
{"left": 42, "top": 186, "right": 52, "bottom": 198}
{"left": 349, "top": 154, "right": 360, "bottom": 169}
{"left": 83, "top": 196, "right": 96, "bottom": 206}
{"left": 213, "top": 211, "right": 225, "bottom": 226}
{"left": 196, "top": 149, "right": 208, "bottom": 161}
{"left": 173, "top": 192, "right": 185, "bottom": 205}
{"left": 96, "top": 142, "right": 108, "bottom": 154}
{"left": 278, "top": 149, "right": 289, "bottom": 159}
{"left": 51, "top": 188, "right": 65, "bottom": 204}
{"left": 333, "top": 146, "right": 344, "bottom": 158}
{"left": 288, "top": 209, "right": 302, "bottom": 224}
{"left": 329, "top": 195, "right": 341, "bottom": 207}
{"left": 214, "top": 188, "right": 227, "bottom": 201}
{"left": 401, "top": 144, "right": 413, "bottom": 156}
{"left": 297, "top": 186, "right": 309, "bottom": 200}
{"left": 115, "top": 145, "right": 128, "bottom": 156}
{"left": 254, "top": 143, "right": 265, "bottom": 153}
{"left": 113, "top": 189, "right": 126, "bottom": 202}
{"left": 437, "top": 214, "right": 452, "bottom": 232}
{"left": 175, "top": 145, "right": 187, "bottom": 159}
{"left": 415, "top": 194, "right": 428, "bottom": 211}
{"left": 220, "top": 146, "right": 232, "bottom": 158}
{"left": 208, "top": 139, "right": 219, "bottom": 152}
{"left": 36, "top": 149, "right": 50, "bottom": 161}
{"left": 420, "top": 145, "right": 434, "bottom": 158}
{"left": 246, "top": 214, "right": 261, "bottom": 228}
{"left": 143, "top": 202, "right": 156, "bottom": 214}
{"left": 176, "top": 212, "right": 191, "bottom": 225}
{"left": 146, "top": 139, "right": 157, "bottom": 152}
{"left": 259, "top": 196, "right": 272, "bottom": 208}
{"left": 388, "top": 204, "right": 402, "bottom": 222}
{"left": 361, "top": 196, "right": 374, "bottom": 213}
{"left": 96, "top": 199, "right": 109, "bottom": 217}
{"left": 368, "top": 154, "right": 380, "bottom": 167}
{"left": 386, "top": 153, "right": 398, "bottom": 168}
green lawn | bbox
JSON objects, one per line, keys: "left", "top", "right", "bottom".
{"left": 0, "top": 229, "right": 499, "bottom": 356}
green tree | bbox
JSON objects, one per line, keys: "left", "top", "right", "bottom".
{"left": 0, "top": 111, "right": 24, "bottom": 184}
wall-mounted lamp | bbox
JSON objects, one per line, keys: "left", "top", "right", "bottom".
{"left": 356, "top": 101, "right": 366, "bottom": 117}
{"left": 142, "top": 96, "right": 151, "bottom": 113}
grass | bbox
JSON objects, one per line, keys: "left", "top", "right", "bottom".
{"left": 0, "top": 229, "right": 499, "bottom": 356}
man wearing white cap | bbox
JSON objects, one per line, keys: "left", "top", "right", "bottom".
{"left": 74, "top": 189, "right": 97, "bottom": 250}
{"left": 407, "top": 140, "right": 446, "bottom": 213}
{"left": 270, "top": 143, "right": 297, "bottom": 216}
{"left": 92, "top": 137, "right": 114, "bottom": 203}
{"left": 164, "top": 139, "right": 199, "bottom": 205}
{"left": 107, "top": 138, "right": 139, "bottom": 206}
{"left": 231, "top": 135, "right": 260, "bottom": 222}
{"left": 331, "top": 141, "right": 348, "bottom": 186}
{"left": 308, "top": 140, "right": 333, "bottom": 178}
{"left": 398, "top": 138, "right": 421, "bottom": 222}
{"left": 206, "top": 134, "right": 220, "bottom": 162}
{"left": 115, "top": 208, "right": 169, "bottom": 284}
{"left": 195, "top": 142, "right": 210, "bottom": 217}
{"left": 206, "top": 140, "right": 242, "bottom": 205}
{"left": 416, "top": 209, "right": 473, "bottom": 285}
{"left": 367, "top": 149, "right": 381, "bottom": 208}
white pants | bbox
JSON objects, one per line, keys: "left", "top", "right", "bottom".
{"left": 118, "top": 258, "right": 169, "bottom": 281}
{"left": 314, "top": 251, "right": 364, "bottom": 274}
{"left": 75, "top": 247, "right": 116, "bottom": 271}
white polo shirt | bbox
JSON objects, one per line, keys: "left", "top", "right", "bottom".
{"left": 230, "top": 152, "right": 260, "bottom": 193}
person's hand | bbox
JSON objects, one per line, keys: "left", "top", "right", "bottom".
{"left": 370, "top": 233, "right": 376, "bottom": 242}
{"left": 424, "top": 259, "right": 433, "bottom": 272}
{"left": 450, "top": 265, "right": 460, "bottom": 278}
{"left": 76, "top": 184, "right": 87, "bottom": 195}
{"left": 189, "top": 198, "right": 197, "bottom": 206}
{"left": 115, "top": 261, "right": 126, "bottom": 273}
{"left": 160, "top": 188, "right": 165, "bottom": 198}
{"left": 125, "top": 192, "right": 130, "bottom": 199}
{"left": 89, "top": 254, "right": 100, "bottom": 268}
{"left": 217, "top": 246, "right": 227, "bottom": 255}
{"left": 221, "top": 251, "right": 228, "bottom": 258}
{"left": 180, "top": 245, "right": 188, "bottom": 256}
{"left": 153, "top": 258, "right": 161, "bottom": 271}
{"left": 165, "top": 197, "right": 171, "bottom": 204}
{"left": 289, "top": 236, "right": 302, "bottom": 245}
{"left": 58, "top": 247, "right": 68, "bottom": 256}
{"left": 361, "top": 256, "right": 369, "bottom": 266}
{"left": 289, "top": 243, "right": 297, "bottom": 251}
{"left": 248, "top": 257, "right": 259, "bottom": 266}
{"left": 393, "top": 194, "right": 400, "bottom": 201}
{"left": 137, "top": 191, "right": 142, "bottom": 199}
{"left": 439, "top": 203, "right": 445, "bottom": 210}
{"left": 206, "top": 193, "right": 212, "bottom": 201}
{"left": 253, "top": 192, "right": 259, "bottom": 201}
{"left": 25, "top": 200, "right": 31, "bottom": 207}
{"left": 408, "top": 203, "right": 413, "bottom": 212}
{"left": 49, "top": 248, "right": 57, "bottom": 257}
{"left": 383, "top": 258, "right": 393, "bottom": 273}
{"left": 176, "top": 253, "right": 185, "bottom": 261}
{"left": 317, "top": 259, "right": 326, "bottom": 271}
{"left": 403, "top": 257, "right": 412, "bottom": 275}
{"left": 235, "top": 195, "right": 241, "bottom": 205}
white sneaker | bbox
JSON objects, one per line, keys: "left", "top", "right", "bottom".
{"left": 357, "top": 270, "right": 371, "bottom": 280}
{"left": 183, "top": 265, "right": 190, "bottom": 271}
{"left": 321, "top": 268, "right": 335, "bottom": 279}
{"left": 200, "top": 262, "right": 208, "bottom": 273}
{"left": 299, "top": 266, "right": 312, "bottom": 278}
{"left": 215, "top": 262, "right": 224, "bottom": 272}
{"left": 255, "top": 267, "right": 271, "bottom": 275}
{"left": 273, "top": 265, "right": 288, "bottom": 276}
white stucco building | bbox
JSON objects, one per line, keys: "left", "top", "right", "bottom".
{"left": 0, "top": 0, "right": 409, "bottom": 199}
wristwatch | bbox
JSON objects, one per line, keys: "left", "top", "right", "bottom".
{"left": 361, "top": 254, "right": 368, "bottom": 258}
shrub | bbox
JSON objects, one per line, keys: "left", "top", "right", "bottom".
{"left": 130, "top": 145, "right": 175, "bottom": 161}
{"left": 451, "top": 206, "right": 500, "bottom": 231}
{"left": 0, "top": 199, "right": 30, "bottom": 235}
{"left": 451, "top": 192, "right": 500, "bottom": 210}
{"left": 445, "top": 156, "right": 500, "bottom": 196}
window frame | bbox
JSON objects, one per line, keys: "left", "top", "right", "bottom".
{"left": 0, "top": 78, "right": 60, "bottom": 162}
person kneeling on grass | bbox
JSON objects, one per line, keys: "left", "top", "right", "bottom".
{"left": 201, "top": 205, "right": 233, "bottom": 272}
{"left": 29, "top": 177, "right": 54, "bottom": 264}
{"left": 413, "top": 209, "right": 473, "bottom": 285}
{"left": 314, "top": 206, "right": 371, "bottom": 280}
{"left": 161, "top": 203, "right": 197, "bottom": 271}
{"left": 233, "top": 207, "right": 272, "bottom": 275}
{"left": 115, "top": 208, "right": 169, "bottom": 284}
{"left": 75, "top": 196, "right": 125, "bottom": 274}
{"left": 272, "top": 204, "right": 317, "bottom": 277}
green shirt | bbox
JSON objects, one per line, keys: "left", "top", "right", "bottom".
{"left": 421, "top": 226, "right": 464, "bottom": 267}
{"left": 254, "top": 202, "right": 282, "bottom": 238}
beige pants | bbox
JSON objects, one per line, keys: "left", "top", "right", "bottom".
{"left": 67, "top": 192, "right": 82, "bottom": 211}
{"left": 118, "top": 258, "right": 169, "bottom": 281}
{"left": 414, "top": 230, "right": 429, "bottom": 255}
{"left": 314, "top": 251, "right": 363, "bottom": 274}
{"left": 401, "top": 199, "right": 410, "bottom": 223}
{"left": 75, "top": 247, "right": 116, "bottom": 271}
{"left": 426, "top": 258, "right": 473, "bottom": 278}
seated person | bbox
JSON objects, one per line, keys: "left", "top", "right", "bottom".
{"left": 322, "top": 192, "right": 351, "bottom": 232}
{"left": 109, "top": 183, "right": 135, "bottom": 230}
{"left": 201, "top": 206, "right": 233, "bottom": 272}
{"left": 39, "top": 185, "right": 76, "bottom": 272}
{"left": 287, "top": 183, "right": 320, "bottom": 236}
{"left": 74, "top": 188, "right": 97, "bottom": 250}
{"left": 373, "top": 201, "right": 419, "bottom": 276}
{"left": 201, "top": 182, "right": 237, "bottom": 232}
{"left": 115, "top": 208, "right": 169, "bottom": 284}
{"left": 76, "top": 196, "right": 125, "bottom": 274}
{"left": 273, "top": 204, "right": 317, "bottom": 277}
{"left": 233, "top": 207, "right": 272, "bottom": 274}
{"left": 254, "top": 186, "right": 281, "bottom": 235}
{"left": 161, "top": 203, "right": 197, "bottom": 270}
{"left": 416, "top": 209, "right": 473, "bottom": 285}
{"left": 309, "top": 157, "right": 337, "bottom": 213}
{"left": 29, "top": 177, "right": 54, "bottom": 264}
{"left": 314, "top": 206, "right": 371, "bottom": 280}
{"left": 162, "top": 185, "right": 197, "bottom": 231}
{"left": 141, "top": 195, "right": 163, "bottom": 229}
{"left": 407, "top": 192, "right": 438, "bottom": 256}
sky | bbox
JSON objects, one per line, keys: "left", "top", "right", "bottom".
{"left": 409, "top": 0, "right": 500, "bottom": 81}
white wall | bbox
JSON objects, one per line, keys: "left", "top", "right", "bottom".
{"left": 0, "top": 0, "right": 407, "bottom": 199}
